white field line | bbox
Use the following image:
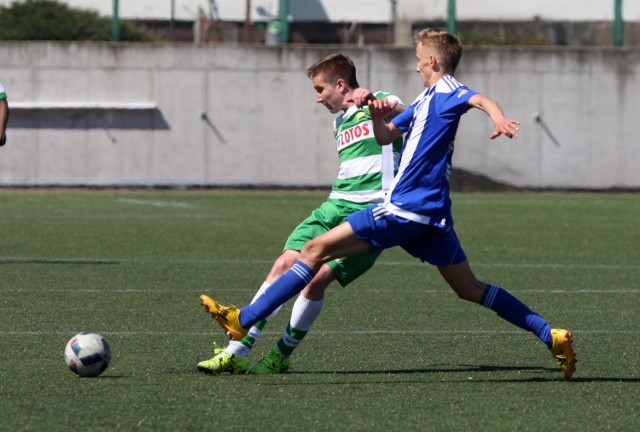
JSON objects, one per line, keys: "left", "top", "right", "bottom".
{"left": 0, "top": 256, "right": 639, "bottom": 270}
{"left": 116, "top": 198, "right": 196, "bottom": 208}
{"left": 1, "top": 214, "right": 225, "bottom": 221}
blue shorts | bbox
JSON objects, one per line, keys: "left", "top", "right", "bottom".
{"left": 346, "top": 205, "right": 467, "bottom": 266}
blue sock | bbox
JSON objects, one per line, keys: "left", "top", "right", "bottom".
{"left": 481, "top": 285, "right": 553, "bottom": 348}
{"left": 238, "top": 261, "right": 315, "bottom": 328}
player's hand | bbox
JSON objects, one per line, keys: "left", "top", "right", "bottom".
{"left": 490, "top": 118, "right": 520, "bottom": 139}
{"left": 349, "top": 87, "right": 376, "bottom": 107}
{"left": 367, "top": 98, "right": 398, "bottom": 120}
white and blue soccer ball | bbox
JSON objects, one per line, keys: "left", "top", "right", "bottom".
{"left": 64, "top": 332, "right": 111, "bottom": 377}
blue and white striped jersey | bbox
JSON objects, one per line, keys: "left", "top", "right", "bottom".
{"left": 384, "top": 75, "right": 477, "bottom": 229}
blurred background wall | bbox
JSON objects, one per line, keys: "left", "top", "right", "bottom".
{"left": 0, "top": 0, "right": 637, "bottom": 189}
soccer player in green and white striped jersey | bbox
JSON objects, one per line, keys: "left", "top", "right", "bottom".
{"left": 197, "top": 54, "right": 405, "bottom": 374}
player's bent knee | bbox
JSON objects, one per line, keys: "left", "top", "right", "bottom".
{"left": 300, "top": 239, "right": 326, "bottom": 263}
{"left": 269, "top": 253, "right": 298, "bottom": 279}
{"left": 272, "top": 256, "right": 291, "bottom": 274}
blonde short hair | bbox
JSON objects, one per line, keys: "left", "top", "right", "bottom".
{"left": 415, "top": 28, "right": 463, "bottom": 75}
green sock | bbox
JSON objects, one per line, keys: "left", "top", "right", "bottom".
{"left": 276, "top": 324, "right": 308, "bottom": 358}
{"left": 239, "top": 319, "right": 267, "bottom": 349}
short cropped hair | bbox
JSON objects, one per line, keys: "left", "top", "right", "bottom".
{"left": 306, "top": 54, "right": 360, "bottom": 88}
{"left": 415, "top": 28, "right": 463, "bottom": 75}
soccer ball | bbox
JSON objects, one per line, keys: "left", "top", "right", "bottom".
{"left": 64, "top": 332, "right": 111, "bottom": 377}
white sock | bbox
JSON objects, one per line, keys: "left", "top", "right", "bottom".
{"left": 224, "top": 340, "right": 250, "bottom": 357}
{"left": 290, "top": 295, "right": 324, "bottom": 331}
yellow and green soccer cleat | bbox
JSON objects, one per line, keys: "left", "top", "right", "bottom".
{"left": 248, "top": 348, "right": 290, "bottom": 375}
{"left": 199, "top": 294, "right": 248, "bottom": 341}
{"left": 550, "top": 328, "right": 576, "bottom": 379}
{"left": 197, "top": 346, "right": 249, "bottom": 375}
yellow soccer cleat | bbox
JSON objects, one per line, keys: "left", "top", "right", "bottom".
{"left": 199, "top": 294, "right": 248, "bottom": 341}
{"left": 550, "top": 328, "right": 576, "bottom": 380}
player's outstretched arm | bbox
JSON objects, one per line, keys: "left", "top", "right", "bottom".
{"left": 468, "top": 93, "right": 520, "bottom": 139}
{"left": 367, "top": 98, "right": 403, "bottom": 145}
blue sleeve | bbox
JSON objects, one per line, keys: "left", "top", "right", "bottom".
{"left": 391, "top": 104, "right": 415, "bottom": 133}
{"left": 441, "top": 87, "right": 478, "bottom": 118}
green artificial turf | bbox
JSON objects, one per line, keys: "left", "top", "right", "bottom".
{"left": 0, "top": 190, "right": 638, "bottom": 431}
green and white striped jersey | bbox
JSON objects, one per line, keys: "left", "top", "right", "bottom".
{"left": 0, "top": 80, "right": 6, "bottom": 100}
{"left": 329, "top": 91, "right": 403, "bottom": 207}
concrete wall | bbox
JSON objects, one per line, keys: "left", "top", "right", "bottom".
{"left": 1, "top": 42, "right": 638, "bottom": 189}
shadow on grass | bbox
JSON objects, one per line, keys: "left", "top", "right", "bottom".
{"left": 317, "top": 364, "right": 553, "bottom": 374}
{"left": 186, "top": 363, "right": 640, "bottom": 383}
{"left": 75, "top": 375, "right": 129, "bottom": 380}
{"left": 252, "top": 365, "right": 640, "bottom": 384}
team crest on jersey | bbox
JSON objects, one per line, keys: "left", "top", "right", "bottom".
{"left": 336, "top": 120, "right": 373, "bottom": 149}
